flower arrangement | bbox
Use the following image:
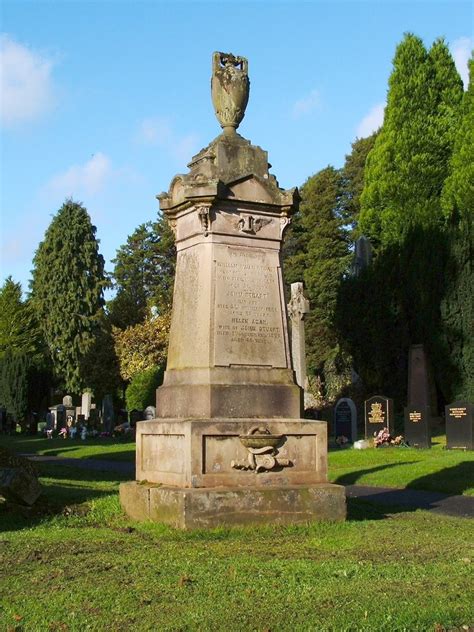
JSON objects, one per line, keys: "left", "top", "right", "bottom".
{"left": 374, "top": 427, "right": 405, "bottom": 447}
{"left": 58, "top": 427, "right": 68, "bottom": 439}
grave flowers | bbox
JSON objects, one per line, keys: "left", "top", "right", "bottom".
{"left": 374, "top": 427, "right": 405, "bottom": 447}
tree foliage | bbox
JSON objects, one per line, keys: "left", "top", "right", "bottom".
{"left": 125, "top": 366, "right": 164, "bottom": 411}
{"left": 108, "top": 214, "right": 176, "bottom": 329}
{"left": 30, "top": 199, "right": 106, "bottom": 394}
{"left": 0, "top": 350, "right": 31, "bottom": 421}
{"left": 0, "top": 277, "right": 42, "bottom": 359}
{"left": 360, "top": 34, "right": 463, "bottom": 247}
{"left": 113, "top": 312, "right": 171, "bottom": 382}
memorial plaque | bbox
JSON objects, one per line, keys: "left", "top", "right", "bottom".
{"left": 364, "top": 395, "right": 394, "bottom": 439}
{"left": 404, "top": 405, "right": 431, "bottom": 448}
{"left": 445, "top": 401, "right": 473, "bottom": 450}
{"left": 334, "top": 398, "right": 357, "bottom": 442}
{"left": 213, "top": 246, "right": 286, "bottom": 368}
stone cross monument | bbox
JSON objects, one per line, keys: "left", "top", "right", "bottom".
{"left": 287, "top": 282, "right": 310, "bottom": 389}
{"left": 120, "top": 52, "right": 346, "bottom": 528}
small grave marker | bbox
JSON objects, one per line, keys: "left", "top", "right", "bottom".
{"left": 334, "top": 398, "right": 357, "bottom": 442}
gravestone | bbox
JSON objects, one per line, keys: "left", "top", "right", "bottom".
{"left": 120, "top": 51, "right": 345, "bottom": 528}
{"left": 102, "top": 395, "right": 114, "bottom": 433}
{"left": 81, "top": 392, "right": 92, "bottom": 419}
{"left": 404, "top": 344, "right": 432, "bottom": 448}
{"left": 129, "top": 409, "right": 145, "bottom": 426}
{"left": 144, "top": 406, "right": 156, "bottom": 420}
{"left": 287, "top": 282, "right": 310, "bottom": 390}
{"left": 364, "top": 395, "right": 394, "bottom": 439}
{"left": 334, "top": 398, "right": 357, "bottom": 443}
{"left": 55, "top": 404, "right": 66, "bottom": 430}
{"left": 63, "top": 395, "right": 73, "bottom": 407}
{"left": 445, "top": 401, "right": 473, "bottom": 450}
{"left": 350, "top": 235, "right": 372, "bottom": 277}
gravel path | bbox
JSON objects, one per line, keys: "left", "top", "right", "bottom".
{"left": 25, "top": 454, "right": 474, "bottom": 519}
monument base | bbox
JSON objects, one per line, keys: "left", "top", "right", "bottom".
{"left": 120, "top": 481, "right": 346, "bottom": 529}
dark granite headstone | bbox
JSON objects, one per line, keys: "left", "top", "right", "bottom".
{"left": 102, "top": 394, "right": 115, "bottom": 433}
{"left": 56, "top": 404, "right": 66, "bottom": 429}
{"left": 404, "top": 405, "right": 431, "bottom": 448}
{"left": 129, "top": 409, "right": 145, "bottom": 426}
{"left": 404, "top": 344, "right": 433, "bottom": 448}
{"left": 445, "top": 401, "right": 473, "bottom": 450}
{"left": 334, "top": 398, "right": 357, "bottom": 442}
{"left": 364, "top": 395, "right": 394, "bottom": 439}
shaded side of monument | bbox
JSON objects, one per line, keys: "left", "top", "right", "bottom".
{"left": 120, "top": 52, "right": 346, "bottom": 528}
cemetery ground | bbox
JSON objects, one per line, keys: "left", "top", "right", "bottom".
{"left": 1, "top": 436, "right": 473, "bottom": 631}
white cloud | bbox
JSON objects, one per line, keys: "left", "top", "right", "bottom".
{"left": 0, "top": 34, "right": 55, "bottom": 127}
{"left": 292, "top": 89, "right": 321, "bottom": 117}
{"left": 135, "top": 116, "right": 199, "bottom": 162}
{"left": 356, "top": 102, "right": 385, "bottom": 138}
{"left": 44, "top": 153, "right": 112, "bottom": 198}
{"left": 451, "top": 37, "right": 472, "bottom": 89}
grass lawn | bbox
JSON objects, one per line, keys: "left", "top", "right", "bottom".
{"left": 1, "top": 433, "right": 473, "bottom": 496}
{"left": 0, "top": 434, "right": 135, "bottom": 462}
{"left": 1, "top": 460, "right": 473, "bottom": 631}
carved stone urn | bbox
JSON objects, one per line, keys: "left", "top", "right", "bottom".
{"left": 211, "top": 51, "right": 250, "bottom": 135}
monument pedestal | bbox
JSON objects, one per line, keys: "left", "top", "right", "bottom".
{"left": 120, "top": 482, "right": 345, "bottom": 529}
{"left": 120, "top": 52, "right": 346, "bottom": 528}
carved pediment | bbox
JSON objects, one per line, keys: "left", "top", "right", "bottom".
{"left": 225, "top": 174, "right": 279, "bottom": 205}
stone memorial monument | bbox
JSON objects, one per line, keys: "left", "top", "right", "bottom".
{"left": 364, "top": 395, "right": 394, "bottom": 439}
{"left": 404, "top": 344, "right": 432, "bottom": 448}
{"left": 334, "top": 398, "right": 357, "bottom": 443}
{"left": 81, "top": 392, "right": 92, "bottom": 420}
{"left": 120, "top": 52, "right": 346, "bottom": 528}
{"left": 287, "top": 282, "right": 310, "bottom": 390}
{"left": 445, "top": 401, "right": 473, "bottom": 450}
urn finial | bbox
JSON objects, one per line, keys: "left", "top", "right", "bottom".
{"left": 211, "top": 52, "right": 250, "bottom": 135}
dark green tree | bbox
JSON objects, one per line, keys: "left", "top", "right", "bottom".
{"left": 30, "top": 199, "right": 106, "bottom": 394}
{"left": 0, "top": 277, "right": 41, "bottom": 359}
{"left": 440, "top": 57, "right": 474, "bottom": 401}
{"left": 284, "top": 167, "right": 350, "bottom": 377}
{"left": 339, "top": 132, "right": 378, "bottom": 234}
{"left": 108, "top": 214, "right": 176, "bottom": 329}
{"left": 360, "top": 34, "right": 463, "bottom": 247}
{"left": 0, "top": 350, "right": 31, "bottom": 421}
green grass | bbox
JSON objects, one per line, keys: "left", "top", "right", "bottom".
{"left": 1, "top": 461, "right": 473, "bottom": 631}
{"left": 0, "top": 434, "right": 135, "bottom": 462}
{"left": 328, "top": 437, "right": 474, "bottom": 496}
{"left": 2, "top": 433, "right": 473, "bottom": 496}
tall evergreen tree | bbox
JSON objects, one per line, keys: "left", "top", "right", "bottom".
{"left": 288, "top": 167, "right": 350, "bottom": 373}
{"left": 108, "top": 214, "right": 176, "bottom": 329}
{"left": 30, "top": 199, "right": 106, "bottom": 394}
{"left": 339, "top": 132, "right": 378, "bottom": 234}
{"left": 441, "top": 56, "right": 474, "bottom": 224}
{"left": 0, "top": 277, "right": 41, "bottom": 359}
{"left": 440, "top": 57, "right": 474, "bottom": 400}
{"left": 359, "top": 34, "right": 463, "bottom": 246}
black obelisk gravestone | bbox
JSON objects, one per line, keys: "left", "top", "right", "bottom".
{"left": 404, "top": 345, "right": 432, "bottom": 448}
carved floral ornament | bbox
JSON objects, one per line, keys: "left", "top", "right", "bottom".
{"left": 231, "top": 426, "right": 291, "bottom": 473}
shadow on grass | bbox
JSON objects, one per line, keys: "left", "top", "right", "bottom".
{"left": 0, "top": 462, "right": 127, "bottom": 533}
{"left": 406, "top": 461, "right": 473, "bottom": 496}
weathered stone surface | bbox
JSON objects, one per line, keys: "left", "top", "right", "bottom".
{"left": 120, "top": 481, "right": 346, "bottom": 529}
{"left": 0, "top": 447, "right": 42, "bottom": 506}
{"left": 135, "top": 418, "right": 328, "bottom": 488}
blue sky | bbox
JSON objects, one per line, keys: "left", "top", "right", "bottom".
{"left": 1, "top": 0, "right": 472, "bottom": 293}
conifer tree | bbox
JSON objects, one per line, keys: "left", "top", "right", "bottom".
{"left": 359, "top": 34, "right": 463, "bottom": 246}
{"left": 440, "top": 57, "right": 474, "bottom": 400}
{"left": 0, "top": 277, "right": 41, "bottom": 359}
{"left": 30, "top": 199, "right": 106, "bottom": 394}
{"left": 299, "top": 167, "right": 350, "bottom": 372}
{"left": 108, "top": 214, "right": 176, "bottom": 329}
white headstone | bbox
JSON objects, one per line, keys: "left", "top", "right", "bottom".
{"left": 81, "top": 392, "right": 92, "bottom": 420}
